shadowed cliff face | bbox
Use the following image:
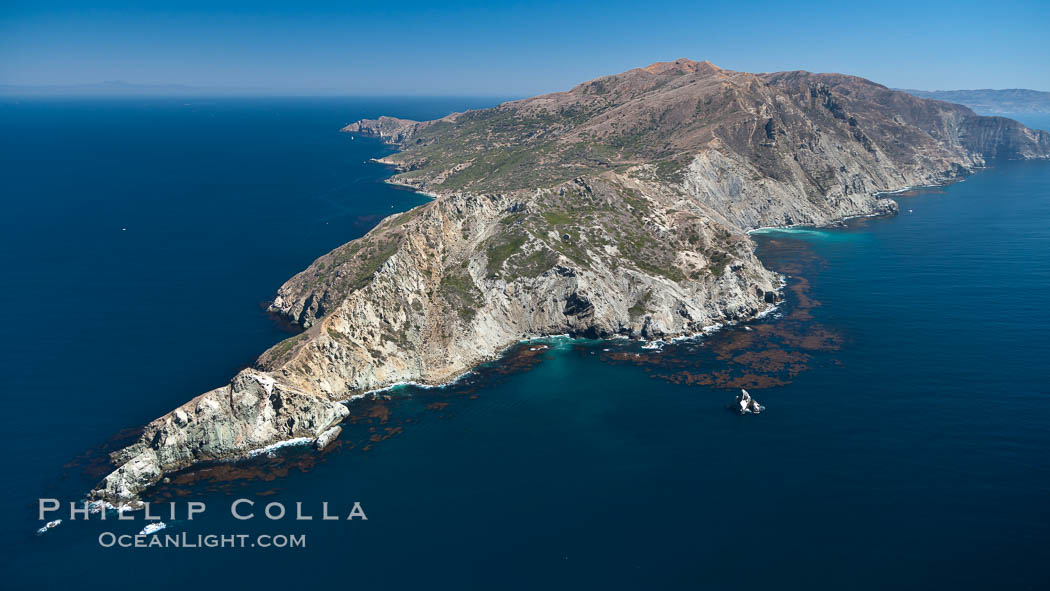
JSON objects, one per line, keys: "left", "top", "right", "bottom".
{"left": 92, "top": 59, "right": 1050, "bottom": 506}
{"left": 957, "top": 115, "right": 1050, "bottom": 159}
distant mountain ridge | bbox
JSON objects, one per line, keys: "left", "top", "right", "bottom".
{"left": 899, "top": 88, "right": 1050, "bottom": 114}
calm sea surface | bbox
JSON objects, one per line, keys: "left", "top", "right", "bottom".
{"left": 1, "top": 101, "right": 1048, "bottom": 589}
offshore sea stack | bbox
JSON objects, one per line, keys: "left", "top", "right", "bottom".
{"left": 733, "top": 389, "right": 765, "bottom": 415}
{"left": 91, "top": 59, "right": 1050, "bottom": 506}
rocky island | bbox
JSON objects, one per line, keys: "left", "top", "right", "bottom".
{"left": 91, "top": 59, "right": 1050, "bottom": 506}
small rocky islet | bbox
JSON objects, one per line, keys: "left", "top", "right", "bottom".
{"left": 91, "top": 59, "right": 1050, "bottom": 506}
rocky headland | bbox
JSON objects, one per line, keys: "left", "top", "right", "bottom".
{"left": 91, "top": 59, "right": 1050, "bottom": 506}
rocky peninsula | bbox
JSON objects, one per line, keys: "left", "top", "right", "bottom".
{"left": 91, "top": 59, "right": 1050, "bottom": 506}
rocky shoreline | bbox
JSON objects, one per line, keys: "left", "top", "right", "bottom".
{"left": 89, "top": 59, "right": 1049, "bottom": 507}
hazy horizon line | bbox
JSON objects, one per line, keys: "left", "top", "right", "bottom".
{"left": 2, "top": 80, "right": 1048, "bottom": 98}
{"left": 0, "top": 81, "right": 522, "bottom": 98}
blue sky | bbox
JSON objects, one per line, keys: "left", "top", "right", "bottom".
{"left": 2, "top": 0, "right": 1048, "bottom": 94}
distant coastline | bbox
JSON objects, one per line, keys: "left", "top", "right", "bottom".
{"left": 899, "top": 88, "right": 1050, "bottom": 115}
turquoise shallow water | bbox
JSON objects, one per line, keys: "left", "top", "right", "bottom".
{"left": 1, "top": 102, "right": 1049, "bottom": 589}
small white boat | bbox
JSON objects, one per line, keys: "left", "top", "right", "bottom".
{"left": 138, "top": 522, "right": 167, "bottom": 536}
{"left": 36, "top": 519, "right": 62, "bottom": 535}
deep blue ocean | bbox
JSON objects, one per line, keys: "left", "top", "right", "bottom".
{"left": 1, "top": 100, "right": 1048, "bottom": 589}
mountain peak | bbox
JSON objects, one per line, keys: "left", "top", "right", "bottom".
{"left": 642, "top": 58, "right": 722, "bottom": 75}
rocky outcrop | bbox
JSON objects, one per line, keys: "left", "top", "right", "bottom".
{"left": 733, "top": 389, "right": 764, "bottom": 414}
{"left": 92, "top": 369, "right": 347, "bottom": 506}
{"left": 340, "top": 116, "right": 429, "bottom": 143}
{"left": 91, "top": 59, "right": 1050, "bottom": 506}
{"left": 314, "top": 426, "right": 342, "bottom": 450}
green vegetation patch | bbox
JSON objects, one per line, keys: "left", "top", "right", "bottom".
{"left": 265, "top": 333, "right": 308, "bottom": 365}
{"left": 706, "top": 249, "right": 731, "bottom": 277}
{"left": 484, "top": 232, "right": 528, "bottom": 277}
{"left": 628, "top": 290, "right": 652, "bottom": 319}
{"left": 326, "top": 326, "right": 350, "bottom": 342}
{"left": 388, "top": 204, "right": 428, "bottom": 228}
{"left": 542, "top": 210, "right": 575, "bottom": 226}
{"left": 632, "top": 257, "right": 685, "bottom": 282}
{"left": 619, "top": 186, "right": 651, "bottom": 215}
{"left": 652, "top": 157, "right": 689, "bottom": 184}
{"left": 334, "top": 238, "right": 400, "bottom": 291}
{"left": 614, "top": 227, "right": 685, "bottom": 282}
{"left": 505, "top": 248, "right": 559, "bottom": 280}
{"left": 438, "top": 269, "right": 482, "bottom": 321}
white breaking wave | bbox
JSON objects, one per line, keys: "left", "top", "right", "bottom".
{"left": 138, "top": 522, "right": 167, "bottom": 536}
{"left": 247, "top": 437, "right": 314, "bottom": 457}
